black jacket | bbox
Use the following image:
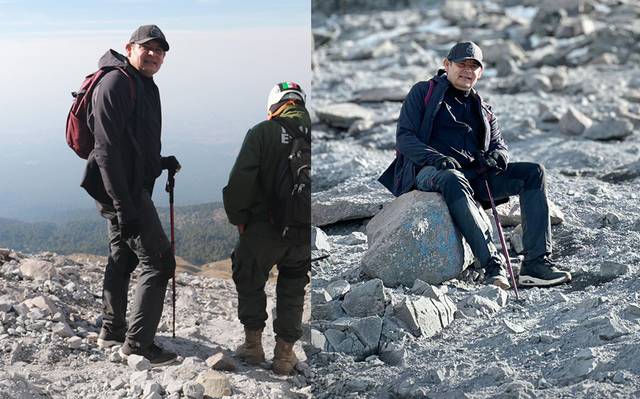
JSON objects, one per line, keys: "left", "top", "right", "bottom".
{"left": 223, "top": 105, "right": 311, "bottom": 226}
{"left": 81, "top": 50, "right": 163, "bottom": 224}
{"left": 378, "top": 70, "right": 509, "bottom": 197}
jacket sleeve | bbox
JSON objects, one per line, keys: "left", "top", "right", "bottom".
{"left": 91, "top": 71, "right": 137, "bottom": 223}
{"left": 396, "top": 82, "right": 446, "bottom": 167}
{"left": 484, "top": 103, "right": 509, "bottom": 164}
{"left": 223, "top": 128, "right": 261, "bottom": 225}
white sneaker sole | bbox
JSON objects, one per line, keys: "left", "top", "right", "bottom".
{"left": 118, "top": 347, "right": 178, "bottom": 367}
{"left": 518, "top": 273, "right": 571, "bottom": 287}
{"left": 97, "top": 338, "right": 124, "bottom": 349}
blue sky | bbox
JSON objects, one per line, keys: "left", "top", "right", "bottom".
{"left": 0, "top": 1, "right": 308, "bottom": 35}
{"left": 0, "top": 1, "right": 311, "bottom": 220}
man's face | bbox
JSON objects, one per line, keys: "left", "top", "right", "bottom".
{"left": 126, "top": 39, "right": 166, "bottom": 78}
{"left": 444, "top": 58, "right": 483, "bottom": 91}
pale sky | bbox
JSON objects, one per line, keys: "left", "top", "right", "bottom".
{"left": 0, "top": 1, "right": 311, "bottom": 220}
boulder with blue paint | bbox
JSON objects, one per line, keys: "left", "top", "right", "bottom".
{"left": 361, "top": 190, "right": 479, "bottom": 286}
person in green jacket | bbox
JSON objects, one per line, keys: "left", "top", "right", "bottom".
{"left": 223, "top": 82, "right": 311, "bottom": 375}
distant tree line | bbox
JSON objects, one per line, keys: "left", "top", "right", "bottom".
{"left": 0, "top": 202, "right": 238, "bottom": 265}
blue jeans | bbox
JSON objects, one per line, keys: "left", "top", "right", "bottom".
{"left": 415, "top": 162, "right": 552, "bottom": 267}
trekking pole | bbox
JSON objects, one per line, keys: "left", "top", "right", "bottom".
{"left": 165, "top": 169, "right": 176, "bottom": 338}
{"left": 311, "top": 254, "right": 330, "bottom": 262}
{"left": 484, "top": 177, "right": 520, "bottom": 301}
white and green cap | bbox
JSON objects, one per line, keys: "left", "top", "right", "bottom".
{"left": 267, "top": 81, "right": 306, "bottom": 112}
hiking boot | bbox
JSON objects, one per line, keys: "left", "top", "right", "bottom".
{"left": 519, "top": 256, "right": 571, "bottom": 287}
{"left": 484, "top": 258, "right": 511, "bottom": 290}
{"left": 97, "top": 328, "right": 125, "bottom": 349}
{"left": 272, "top": 338, "right": 298, "bottom": 376}
{"left": 119, "top": 341, "right": 177, "bottom": 367}
{"left": 235, "top": 328, "right": 265, "bottom": 365}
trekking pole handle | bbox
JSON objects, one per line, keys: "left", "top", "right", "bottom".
{"left": 166, "top": 170, "right": 176, "bottom": 206}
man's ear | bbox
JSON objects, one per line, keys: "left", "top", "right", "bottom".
{"left": 443, "top": 58, "right": 451, "bottom": 72}
{"left": 125, "top": 42, "right": 134, "bottom": 57}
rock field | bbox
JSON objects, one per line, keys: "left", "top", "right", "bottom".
{"left": 0, "top": 249, "right": 312, "bottom": 399}
{"left": 309, "top": 0, "right": 640, "bottom": 398}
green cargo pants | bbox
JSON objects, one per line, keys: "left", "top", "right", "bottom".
{"left": 231, "top": 222, "right": 310, "bottom": 343}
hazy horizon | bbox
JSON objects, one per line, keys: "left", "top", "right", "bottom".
{"left": 0, "top": 1, "right": 311, "bottom": 222}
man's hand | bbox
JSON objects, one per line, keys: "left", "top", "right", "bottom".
{"left": 161, "top": 156, "right": 181, "bottom": 174}
{"left": 487, "top": 150, "right": 508, "bottom": 171}
{"left": 435, "top": 156, "right": 461, "bottom": 170}
{"left": 237, "top": 224, "right": 246, "bottom": 234}
{"left": 120, "top": 221, "right": 142, "bottom": 240}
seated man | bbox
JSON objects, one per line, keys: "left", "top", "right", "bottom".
{"left": 379, "top": 41, "right": 571, "bottom": 288}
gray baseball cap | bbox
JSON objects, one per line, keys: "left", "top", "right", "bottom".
{"left": 446, "top": 41, "right": 483, "bottom": 68}
{"left": 129, "top": 24, "right": 169, "bottom": 52}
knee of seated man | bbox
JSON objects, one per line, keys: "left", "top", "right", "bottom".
{"left": 524, "top": 162, "right": 546, "bottom": 189}
{"left": 438, "top": 169, "right": 472, "bottom": 197}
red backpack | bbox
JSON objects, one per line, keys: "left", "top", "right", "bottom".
{"left": 65, "top": 67, "right": 134, "bottom": 159}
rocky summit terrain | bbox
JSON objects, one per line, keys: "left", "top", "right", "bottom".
{"left": 0, "top": 249, "right": 312, "bottom": 399}
{"left": 308, "top": 0, "right": 640, "bottom": 398}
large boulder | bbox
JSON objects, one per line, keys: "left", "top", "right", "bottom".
{"left": 312, "top": 180, "right": 394, "bottom": 226}
{"left": 315, "top": 102, "right": 375, "bottom": 129}
{"left": 361, "top": 191, "right": 478, "bottom": 287}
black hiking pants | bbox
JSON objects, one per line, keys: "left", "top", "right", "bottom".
{"left": 97, "top": 190, "right": 175, "bottom": 350}
{"left": 231, "top": 222, "right": 310, "bottom": 343}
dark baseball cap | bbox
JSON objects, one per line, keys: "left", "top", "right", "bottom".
{"left": 447, "top": 41, "right": 483, "bottom": 68}
{"left": 129, "top": 24, "right": 169, "bottom": 52}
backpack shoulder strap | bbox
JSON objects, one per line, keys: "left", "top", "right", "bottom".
{"left": 423, "top": 78, "right": 435, "bottom": 106}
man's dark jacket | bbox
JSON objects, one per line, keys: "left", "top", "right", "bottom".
{"left": 223, "top": 105, "right": 311, "bottom": 227}
{"left": 81, "top": 50, "right": 163, "bottom": 224}
{"left": 379, "top": 70, "right": 509, "bottom": 197}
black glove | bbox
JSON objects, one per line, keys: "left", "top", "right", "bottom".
{"left": 488, "top": 150, "right": 508, "bottom": 171}
{"left": 483, "top": 150, "right": 507, "bottom": 171}
{"left": 161, "top": 156, "right": 181, "bottom": 173}
{"left": 435, "top": 156, "right": 461, "bottom": 170}
{"left": 120, "top": 221, "right": 141, "bottom": 240}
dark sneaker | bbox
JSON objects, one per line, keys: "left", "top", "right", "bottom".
{"left": 519, "top": 256, "right": 571, "bottom": 287}
{"left": 484, "top": 258, "right": 511, "bottom": 290}
{"left": 97, "top": 328, "right": 125, "bottom": 349}
{"left": 119, "top": 342, "right": 177, "bottom": 367}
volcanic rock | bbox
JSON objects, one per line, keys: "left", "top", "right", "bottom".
{"left": 342, "top": 278, "right": 386, "bottom": 317}
{"left": 559, "top": 107, "right": 593, "bottom": 135}
{"left": 361, "top": 190, "right": 476, "bottom": 286}
{"left": 19, "top": 259, "right": 57, "bottom": 280}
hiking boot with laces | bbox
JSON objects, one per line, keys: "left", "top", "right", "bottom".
{"left": 484, "top": 258, "right": 511, "bottom": 290}
{"left": 519, "top": 256, "right": 571, "bottom": 287}
{"left": 119, "top": 341, "right": 177, "bottom": 367}
{"left": 235, "top": 328, "right": 265, "bottom": 365}
{"left": 272, "top": 338, "right": 298, "bottom": 375}
{"left": 97, "top": 327, "right": 125, "bottom": 349}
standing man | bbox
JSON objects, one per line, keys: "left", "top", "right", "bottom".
{"left": 379, "top": 41, "right": 571, "bottom": 288}
{"left": 223, "top": 82, "right": 311, "bottom": 375}
{"left": 81, "top": 25, "right": 181, "bottom": 366}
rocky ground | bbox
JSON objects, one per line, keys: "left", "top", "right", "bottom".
{"left": 0, "top": 249, "right": 312, "bottom": 399}
{"left": 308, "top": 0, "right": 640, "bottom": 398}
